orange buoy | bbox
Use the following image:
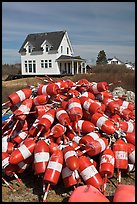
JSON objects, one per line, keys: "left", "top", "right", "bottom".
{"left": 8, "top": 88, "right": 32, "bottom": 106}
{"left": 113, "top": 139, "right": 128, "bottom": 170}
{"left": 67, "top": 98, "right": 83, "bottom": 121}
{"left": 68, "top": 185, "right": 110, "bottom": 202}
{"left": 9, "top": 138, "right": 36, "bottom": 164}
{"left": 73, "top": 120, "right": 95, "bottom": 134}
{"left": 43, "top": 149, "right": 63, "bottom": 185}
{"left": 91, "top": 112, "right": 116, "bottom": 135}
{"left": 34, "top": 140, "right": 50, "bottom": 174}
{"left": 62, "top": 163, "right": 80, "bottom": 188}
{"left": 63, "top": 145, "right": 79, "bottom": 171}
{"left": 78, "top": 156, "right": 103, "bottom": 189}
{"left": 113, "top": 184, "right": 135, "bottom": 202}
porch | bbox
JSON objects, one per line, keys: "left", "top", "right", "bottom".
{"left": 56, "top": 55, "right": 87, "bottom": 75}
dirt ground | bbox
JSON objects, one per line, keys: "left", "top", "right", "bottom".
{"left": 2, "top": 166, "right": 135, "bottom": 202}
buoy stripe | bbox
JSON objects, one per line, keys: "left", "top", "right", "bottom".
{"left": 73, "top": 170, "right": 80, "bottom": 179}
{"left": 16, "top": 90, "right": 26, "bottom": 101}
{"left": 42, "top": 114, "right": 54, "bottom": 124}
{"left": 64, "top": 150, "right": 77, "bottom": 160}
{"left": 96, "top": 116, "right": 107, "bottom": 129}
{"left": 55, "top": 82, "right": 61, "bottom": 88}
{"left": 2, "top": 157, "right": 9, "bottom": 168}
{"left": 100, "top": 154, "right": 115, "bottom": 165}
{"left": 62, "top": 166, "right": 73, "bottom": 179}
{"left": 81, "top": 92, "right": 88, "bottom": 97}
{"left": 47, "top": 161, "right": 62, "bottom": 172}
{"left": 73, "top": 135, "right": 81, "bottom": 144}
{"left": 56, "top": 110, "right": 67, "bottom": 119}
{"left": 83, "top": 100, "right": 91, "bottom": 111}
{"left": 87, "top": 132, "right": 99, "bottom": 140}
{"left": 127, "top": 122, "right": 134, "bottom": 133}
{"left": 18, "top": 132, "right": 28, "bottom": 140}
{"left": 42, "top": 85, "right": 48, "bottom": 95}
{"left": 92, "top": 83, "right": 99, "bottom": 94}
{"left": 34, "top": 152, "right": 50, "bottom": 163}
{"left": 119, "top": 106, "right": 126, "bottom": 113}
{"left": 2, "top": 142, "right": 8, "bottom": 152}
{"left": 129, "top": 150, "right": 135, "bottom": 164}
{"left": 68, "top": 102, "right": 82, "bottom": 110}
{"left": 18, "top": 105, "right": 30, "bottom": 114}
{"left": 122, "top": 101, "right": 129, "bottom": 108}
{"left": 77, "top": 120, "right": 84, "bottom": 130}
{"left": 97, "top": 138, "right": 106, "bottom": 152}
{"left": 115, "top": 151, "right": 128, "bottom": 160}
{"left": 80, "top": 165, "right": 98, "bottom": 181}
{"left": 18, "top": 144, "right": 32, "bottom": 159}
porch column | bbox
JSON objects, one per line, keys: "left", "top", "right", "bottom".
{"left": 77, "top": 61, "right": 79, "bottom": 74}
{"left": 85, "top": 62, "right": 87, "bottom": 73}
{"left": 72, "top": 61, "right": 74, "bottom": 75}
{"left": 81, "top": 62, "right": 83, "bottom": 74}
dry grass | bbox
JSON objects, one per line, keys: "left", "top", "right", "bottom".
{"left": 2, "top": 65, "right": 135, "bottom": 105}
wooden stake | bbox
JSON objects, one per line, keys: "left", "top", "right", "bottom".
{"left": 2, "top": 108, "right": 11, "bottom": 116}
{"left": 13, "top": 172, "right": 23, "bottom": 185}
{"left": 2, "top": 100, "right": 10, "bottom": 107}
{"left": 2, "top": 177, "right": 15, "bottom": 191}
{"left": 43, "top": 183, "right": 50, "bottom": 202}
{"left": 117, "top": 168, "right": 121, "bottom": 184}
{"left": 8, "top": 120, "right": 19, "bottom": 138}
{"left": 102, "top": 173, "right": 107, "bottom": 197}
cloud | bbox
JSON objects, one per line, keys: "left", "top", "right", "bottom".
{"left": 2, "top": 2, "right": 135, "bottom": 64}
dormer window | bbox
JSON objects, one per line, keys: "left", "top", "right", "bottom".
{"left": 46, "top": 45, "right": 49, "bottom": 52}
{"left": 28, "top": 45, "right": 31, "bottom": 53}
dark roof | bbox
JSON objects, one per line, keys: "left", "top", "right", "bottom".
{"left": 19, "top": 31, "right": 65, "bottom": 53}
{"left": 56, "top": 55, "right": 85, "bottom": 61}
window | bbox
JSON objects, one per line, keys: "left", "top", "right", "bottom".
{"left": 46, "top": 45, "right": 48, "bottom": 52}
{"left": 49, "top": 60, "right": 52, "bottom": 68}
{"left": 41, "top": 60, "right": 44, "bottom": 68}
{"left": 33, "top": 60, "right": 36, "bottom": 73}
{"left": 45, "top": 60, "right": 48, "bottom": 68}
{"left": 40, "top": 59, "right": 52, "bottom": 68}
{"left": 25, "top": 61, "right": 27, "bottom": 72}
{"left": 24, "top": 60, "right": 36, "bottom": 73}
{"left": 28, "top": 61, "right": 32, "bottom": 72}
{"left": 67, "top": 47, "right": 69, "bottom": 55}
{"left": 61, "top": 46, "right": 63, "bottom": 53}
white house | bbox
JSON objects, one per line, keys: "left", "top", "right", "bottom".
{"left": 107, "top": 56, "right": 123, "bottom": 65}
{"left": 107, "top": 56, "right": 135, "bottom": 70}
{"left": 19, "top": 31, "right": 87, "bottom": 75}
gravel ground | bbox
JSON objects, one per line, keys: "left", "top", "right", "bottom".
{"left": 2, "top": 167, "right": 135, "bottom": 202}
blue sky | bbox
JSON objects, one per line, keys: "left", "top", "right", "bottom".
{"left": 2, "top": 2, "right": 135, "bottom": 65}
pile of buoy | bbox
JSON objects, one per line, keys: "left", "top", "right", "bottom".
{"left": 2, "top": 76, "right": 135, "bottom": 202}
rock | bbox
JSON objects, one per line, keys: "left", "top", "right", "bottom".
{"left": 112, "top": 87, "right": 135, "bottom": 103}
